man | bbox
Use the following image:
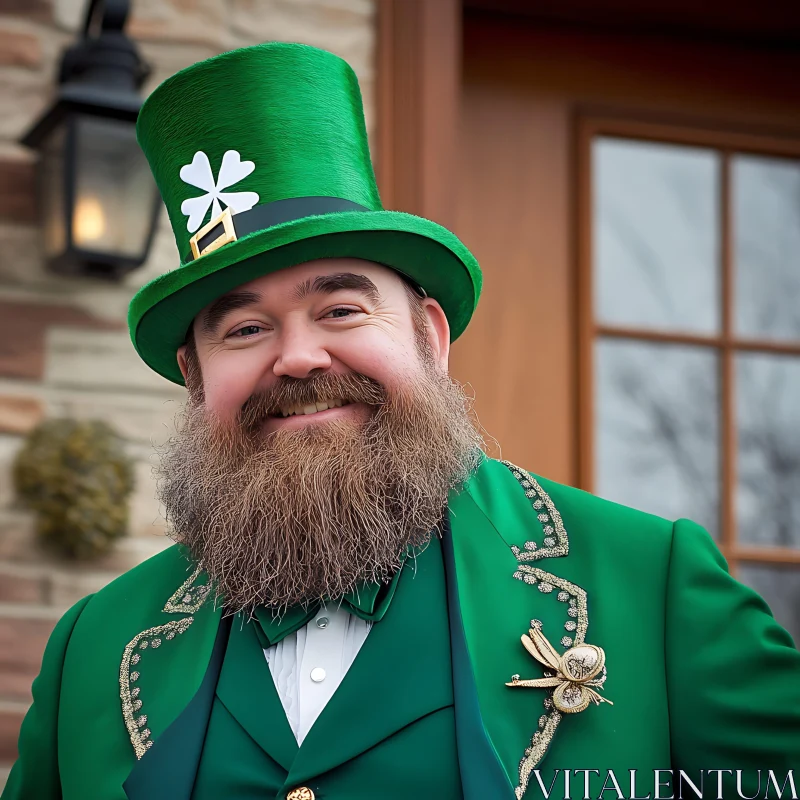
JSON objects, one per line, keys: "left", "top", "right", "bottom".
{"left": 4, "top": 42, "right": 799, "bottom": 800}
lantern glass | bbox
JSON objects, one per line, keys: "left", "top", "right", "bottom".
{"left": 72, "top": 114, "right": 156, "bottom": 259}
{"left": 39, "top": 124, "right": 68, "bottom": 259}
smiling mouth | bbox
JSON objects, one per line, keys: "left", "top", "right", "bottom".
{"left": 272, "top": 398, "right": 353, "bottom": 418}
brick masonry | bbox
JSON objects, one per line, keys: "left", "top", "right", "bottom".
{"left": 0, "top": 396, "right": 43, "bottom": 435}
{"left": 0, "top": 28, "right": 42, "bottom": 68}
{"left": 0, "top": 0, "right": 377, "bottom": 784}
{"left": 0, "top": 705, "right": 27, "bottom": 763}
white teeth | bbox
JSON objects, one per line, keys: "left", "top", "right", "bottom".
{"left": 278, "top": 398, "right": 348, "bottom": 417}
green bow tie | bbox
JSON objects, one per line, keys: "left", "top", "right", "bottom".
{"left": 253, "top": 557, "right": 407, "bottom": 648}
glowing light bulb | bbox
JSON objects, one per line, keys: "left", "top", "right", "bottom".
{"left": 73, "top": 195, "right": 107, "bottom": 244}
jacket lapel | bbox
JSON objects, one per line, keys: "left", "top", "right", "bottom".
{"left": 215, "top": 618, "right": 299, "bottom": 771}
{"left": 123, "top": 615, "right": 231, "bottom": 800}
{"left": 116, "top": 564, "right": 224, "bottom": 799}
{"left": 447, "top": 457, "right": 595, "bottom": 799}
{"left": 442, "top": 509, "right": 515, "bottom": 800}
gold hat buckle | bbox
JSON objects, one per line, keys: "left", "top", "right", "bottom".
{"left": 189, "top": 207, "right": 237, "bottom": 260}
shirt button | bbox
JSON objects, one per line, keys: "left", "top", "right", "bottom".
{"left": 316, "top": 616, "right": 329, "bottom": 629}
{"left": 286, "top": 788, "right": 315, "bottom": 800}
{"left": 310, "top": 667, "right": 326, "bottom": 683}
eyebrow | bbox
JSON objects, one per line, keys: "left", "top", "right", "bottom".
{"left": 201, "top": 290, "right": 262, "bottom": 335}
{"left": 199, "top": 273, "right": 382, "bottom": 338}
{"left": 290, "top": 273, "right": 381, "bottom": 304}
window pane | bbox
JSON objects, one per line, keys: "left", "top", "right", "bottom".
{"left": 595, "top": 338, "right": 719, "bottom": 536}
{"left": 736, "top": 353, "right": 800, "bottom": 548}
{"left": 733, "top": 154, "right": 800, "bottom": 342}
{"left": 594, "top": 138, "right": 720, "bottom": 333}
{"left": 737, "top": 563, "right": 800, "bottom": 645}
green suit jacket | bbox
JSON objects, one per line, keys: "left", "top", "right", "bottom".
{"left": 4, "top": 457, "right": 800, "bottom": 799}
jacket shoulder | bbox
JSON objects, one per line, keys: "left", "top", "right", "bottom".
{"left": 82, "top": 543, "right": 198, "bottom": 618}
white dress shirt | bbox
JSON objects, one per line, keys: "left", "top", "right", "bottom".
{"left": 263, "top": 605, "right": 371, "bottom": 744}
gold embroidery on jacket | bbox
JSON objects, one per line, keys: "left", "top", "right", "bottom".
{"left": 501, "top": 461, "right": 569, "bottom": 561}
{"left": 500, "top": 461, "right": 597, "bottom": 799}
{"left": 119, "top": 618, "right": 194, "bottom": 759}
{"left": 162, "top": 565, "right": 212, "bottom": 614}
{"left": 512, "top": 567, "right": 588, "bottom": 646}
{"left": 120, "top": 563, "right": 213, "bottom": 758}
{"left": 516, "top": 711, "right": 562, "bottom": 799}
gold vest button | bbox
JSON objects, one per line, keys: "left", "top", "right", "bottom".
{"left": 286, "top": 788, "right": 315, "bottom": 800}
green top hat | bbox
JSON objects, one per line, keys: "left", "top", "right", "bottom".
{"left": 129, "top": 42, "right": 481, "bottom": 385}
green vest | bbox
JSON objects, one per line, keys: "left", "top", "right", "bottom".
{"left": 192, "top": 537, "right": 462, "bottom": 800}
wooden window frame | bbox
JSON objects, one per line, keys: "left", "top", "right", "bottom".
{"left": 577, "top": 115, "right": 800, "bottom": 570}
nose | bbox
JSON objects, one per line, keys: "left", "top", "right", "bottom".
{"left": 272, "top": 325, "right": 332, "bottom": 379}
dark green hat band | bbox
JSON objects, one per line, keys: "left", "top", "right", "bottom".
{"left": 190, "top": 197, "right": 428, "bottom": 298}
{"left": 189, "top": 196, "right": 369, "bottom": 261}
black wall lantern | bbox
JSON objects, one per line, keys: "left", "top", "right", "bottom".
{"left": 21, "top": 0, "right": 160, "bottom": 279}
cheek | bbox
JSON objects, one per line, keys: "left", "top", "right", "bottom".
{"left": 340, "top": 335, "right": 422, "bottom": 387}
{"left": 200, "top": 353, "right": 262, "bottom": 416}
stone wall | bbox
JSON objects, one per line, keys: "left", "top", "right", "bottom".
{"left": 0, "top": 0, "right": 378, "bottom": 571}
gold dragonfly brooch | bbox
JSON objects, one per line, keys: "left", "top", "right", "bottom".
{"left": 506, "top": 622, "right": 613, "bottom": 714}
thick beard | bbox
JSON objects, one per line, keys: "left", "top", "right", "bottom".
{"left": 155, "top": 353, "right": 483, "bottom": 615}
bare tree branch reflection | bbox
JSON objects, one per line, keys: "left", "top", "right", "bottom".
{"left": 603, "top": 345, "right": 718, "bottom": 535}
{"left": 737, "top": 358, "right": 800, "bottom": 549}
{"left": 735, "top": 158, "right": 800, "bottom": 339}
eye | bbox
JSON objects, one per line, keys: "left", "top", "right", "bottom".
{"left": 322, "top": 307, "right": 361, "bottom": 320}
{"left": 230, "top": 324, "right": 264, "bottom": 337}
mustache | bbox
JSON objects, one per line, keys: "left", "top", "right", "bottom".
{"left": 239, "top": 371, "right": 387, "bottom": 428}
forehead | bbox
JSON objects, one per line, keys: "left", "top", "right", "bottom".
{"left": 230, "top": 257, "right": 403, "bottom": 297}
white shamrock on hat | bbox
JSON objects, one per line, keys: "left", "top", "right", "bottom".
{"left": 180, "top": 150, "right": 260, "bottom": 233}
